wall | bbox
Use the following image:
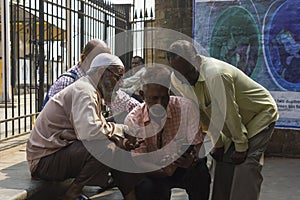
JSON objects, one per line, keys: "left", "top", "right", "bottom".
{"left": 266, "top": 129, "right": 300, "bottom": 158}
{"left": 155, "top": 0, "right": 300, "bottom": 157}
{"left": 154, "top": 0, "right": 193, "bottom": 65}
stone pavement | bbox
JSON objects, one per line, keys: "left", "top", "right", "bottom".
{"left": 0, "top": 135, "right": 300, "bottom": 200}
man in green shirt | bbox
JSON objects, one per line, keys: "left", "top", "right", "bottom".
{"left": 167, "top": 40, "right": 279, "bottom": 200}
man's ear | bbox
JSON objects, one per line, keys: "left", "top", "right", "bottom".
{"left": 195, "top": 54, "right": 202, "bottom": 66}
{"left": 139, "top": 90, "right": 145, "bottom": 100}
{"left": 80, "top": 54, "right": 86, "bottom": 62}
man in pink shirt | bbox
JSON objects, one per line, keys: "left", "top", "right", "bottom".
{"left": 124, "top": 65, "right": 211, "bottom": 200}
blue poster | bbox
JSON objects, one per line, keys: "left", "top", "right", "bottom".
{"left": 193, "top": 0, "right": 300, "bottom": 129}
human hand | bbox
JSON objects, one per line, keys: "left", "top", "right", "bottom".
{"left": 109, "top": 135, "right": 143, "bottom": 151}
{"left": 174, "top": 152, "right": 195, "bottom": 168}
{"left": 162, "top": 164, "right": 177, "bottom": 176}
{"left": 158, "top": 154, "right": 178, "bottom": 176}
{"left": 210, "top": 146, "right": 224, "bottom": 162}
{"left": 230, "top": 150, "right": 248, "bottom": 165}
{"left": 122, "top": 138, "right": 144, "bottom": 151}
{"left": 124, "top": 131, "right": 144, "bottom": 149}
{"left": 160, "top": 154, "right": 173, "bottom": 165}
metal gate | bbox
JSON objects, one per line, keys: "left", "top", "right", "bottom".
{"left": 0, "top": 0, "right": 131, "bottom": 140}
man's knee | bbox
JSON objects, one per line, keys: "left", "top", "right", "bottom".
{"left": 189, "top": 158, "right": 211, "bottom": 183}
{"left": 184, "top": 158, "right": 211, "bottom": 199}
{"left": 136, "top": 178, "right": 156, "bottom": 198}
{"left": 135, "top": 178, "right": 170, "bottom": 200}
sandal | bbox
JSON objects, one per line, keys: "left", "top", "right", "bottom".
{"left": 74, "top": 194, "right": 91, "bottom": 200}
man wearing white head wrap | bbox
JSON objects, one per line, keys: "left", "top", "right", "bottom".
{"left": 87, "top": 53, "right": 124, "bottom": 104}
{"left": 26, "top": 53, "right": 140, "bottom": 200}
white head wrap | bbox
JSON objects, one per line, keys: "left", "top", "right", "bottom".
{"left": 90, "top": 53, "right": 124, "bottom": 69}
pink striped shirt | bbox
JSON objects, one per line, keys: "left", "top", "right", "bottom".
{"left": 125, "top": 96, "right": 203, "bottom": 154}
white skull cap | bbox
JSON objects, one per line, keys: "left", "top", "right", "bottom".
{"left": 90, "top": 53, "right": 124, "bottom": 69}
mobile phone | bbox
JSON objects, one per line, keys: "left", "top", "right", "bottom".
{"left": 181, "top": 143, "right": 195, "bottom": 154}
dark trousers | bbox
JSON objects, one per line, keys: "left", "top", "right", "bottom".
{"left": 135, "top": 157, "right": 211, "bottom": 200}
{"left": 35, "top": 140, "right": 110, "bottom": 186}
{"left": 211, "top": 122, "right": 276, "bottom": 200}
{"left": 34, "top": 140, "right": 136, "bottom": 195}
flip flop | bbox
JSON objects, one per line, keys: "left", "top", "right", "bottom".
{"left": 74, "top": 194, "right": 91, "bottom": 200}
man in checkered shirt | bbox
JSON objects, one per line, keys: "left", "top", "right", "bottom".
{"left": 47, "top": 39, "right": 111, "bottom": 98}
{"left": 124, "top": 65, "right": 211, "bottom": 200}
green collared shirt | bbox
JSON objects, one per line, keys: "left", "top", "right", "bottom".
{"left": 172, "top": 56, "right": 279, "bottom": 152}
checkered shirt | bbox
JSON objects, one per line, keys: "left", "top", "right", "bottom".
{"left": 124, "top": 96, "right": 203, "bottom": 154}
{"left": 48, "top": 64, "right": 85, "bottom": 98}
{"left": 108, "top": 90, "right": 140, "bottom": 114}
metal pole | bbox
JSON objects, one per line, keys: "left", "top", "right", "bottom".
{"left": 151, "top": 7, "right": 154, "bottom": 64}
{"left": 0, "top": 0, "right": 11, "bottom": 103}
{"left": 80, "top": 0, "right": 84, "bottom": 51}
{"left": 66, "top": 0, "right": 72, "bottom": 68}
{"left": 104, "top": 13, "right": 109, "bottom": 41}
{"left": 143, "top": 0, "right": 146, "bottom": 60}
{"left": 38, "top": 0, "right": 45, "bottom": 111}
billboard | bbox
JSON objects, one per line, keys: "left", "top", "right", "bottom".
{"left": 193, "top": 0, "right": 300, "bottom": 129}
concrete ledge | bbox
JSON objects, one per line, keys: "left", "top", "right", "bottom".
{"left": 266, "top": 128, "right": 300, "bottom": 158}
{"left": 0, "top": 142, "right": 53, "bottom": 200}
{"left": 0, "top": 160, "right": 72, "bottom": 200}
{"left": 0, "top": 140, "right": 104, "bottom": 200}
{"left": 0, "top": 189, "right": 27, "bottom": 200}
{"left": 0, "top": 160, "right": 43, "bottom": 200}
{"left": 28, "top": 179, "right": 73, "bottom": 200}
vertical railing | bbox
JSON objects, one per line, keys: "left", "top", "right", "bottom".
{"left": 131, "top": 2, "right": 155, "bottom": 65}
{"left": 38, "top": 0, "right": 45, "bottom": 112}
{"left": 0, "top": 0, "right": 131, "bottom": 140}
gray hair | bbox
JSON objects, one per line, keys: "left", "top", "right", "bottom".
{"left": 141, "top": 64, "right": 171, "bottom": 90}
{"left": 80, "top": 39, "right": 110, "bottom": 62}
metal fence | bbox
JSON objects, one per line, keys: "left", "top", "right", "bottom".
{"left": 0, "top": 0, "right": 133, "bottom": 140}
